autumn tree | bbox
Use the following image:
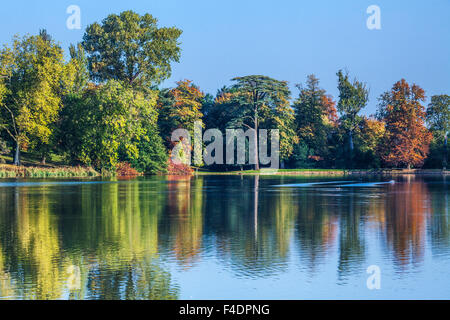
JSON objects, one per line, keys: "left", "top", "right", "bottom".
{"left": 336, "top": 70, "right": 369, "bottom": 168}
{"left": 82, "top": 11, "right": 182, "bottom": 88}
{"left": 0, "top": 32, "right": 66, "bottom": 165}
{"left": 158, "top": 80, "right": 205, "bottom": 145}
{"left": 322, "top": 94, "right": 338, "bottom": 126}
{"left": 426, "top": 94, "right": 449, "bottom": 168}
{"left": 354, "top": 117, "right": 385, "bottom": 168}
{"left": 377, "top": 79, "right": 432, "bottom": 169}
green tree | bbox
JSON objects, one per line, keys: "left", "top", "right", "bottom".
{"left": 129, "top": 123, "right": 168, "bottom": 174}
{"left": 0, "top": 32, "right": 66, "bottom": 165}
{"left": 336, "top": 70, "right": 369, "bottom": 168}
{"left": 203, "top": 87, "right": 240, "bottom": 131}
{"left": 60, "top": 81, "right": 160, "bottom": 170}
{"left": 260, "top": 89, "right": 298, "bottom": 164}
{"left": 426, "top": 95, "right": 449, "bottom": 168}
{"left": 293, "top": 75, "right": 336, "bottom": 166}
{"left": 66, "top": 43, "right": 89, "bottom": 94}
{"left": 82, "top": 11, "right": 182, "bottom": 87}
{"left": 229, "top": 75, "right": 291, "bottom": 170}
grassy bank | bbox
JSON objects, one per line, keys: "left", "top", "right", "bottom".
{"left": 0, "top": 164, "right": 100, "bottom": 178}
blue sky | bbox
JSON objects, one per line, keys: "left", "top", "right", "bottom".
{"left": 0, "top": 0, "right": 448, "bottom": 115}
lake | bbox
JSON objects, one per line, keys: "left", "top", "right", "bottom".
{"left": 0, "top": 175, "right": 449, "bottom": 300}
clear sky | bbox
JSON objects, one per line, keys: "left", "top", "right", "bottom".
{"left": 0, "top": 0, "right": 448, "bottom": 115}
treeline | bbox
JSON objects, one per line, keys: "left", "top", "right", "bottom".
{"left": 0, "top": 11, "right": 448, "bottom": 174}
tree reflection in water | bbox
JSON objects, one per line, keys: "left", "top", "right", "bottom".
{"left": 0, "top": 175, "right": 448, "bottom": 299}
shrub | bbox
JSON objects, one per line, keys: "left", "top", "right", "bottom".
{"left": 116, "top": 162, "right": 142, "bottom": 177}
{"left": 167, "top": 159, "right": 193, "bottom": 176}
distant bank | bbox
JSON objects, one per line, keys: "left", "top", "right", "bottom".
{"left": 1, "top": 164, "right": 449, "bottom": 179}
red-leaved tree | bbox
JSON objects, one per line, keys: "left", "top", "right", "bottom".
{"left": 378, "top": 79, "right": 432, "bottom": 169}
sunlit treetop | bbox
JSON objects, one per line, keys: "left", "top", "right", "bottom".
{"left": 82, "top": 10, "right": 182, "bottom": 88}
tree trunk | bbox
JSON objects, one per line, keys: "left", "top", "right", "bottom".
{"left": 407, "top": 163, "right": 411, "bottom": 170}
{"left": 348, "top": 130, "right": 354, "bottom": 169}
{"left": 444, "top": 133, "right": 448, "bottom": 170}
{"left": 349, "top": 130, "right": 354, "bottom": 151}
{"left": 42, "top": 156, "right": 46, "bottom": 166}
{"left": 13, "top": 142, "right": 20, "bottom": 166}
{"left": 254, "top": 112, "right": 259, "bottom": 171}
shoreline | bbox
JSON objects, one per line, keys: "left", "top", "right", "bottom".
{"left": 1, "top": 164, "right": 449, "bottom": 179}
{"left": 195, "top": 169, "right": 450, "bottom": 176}
{"left": 0, "top": 164, "right": 100, "bottom": 178}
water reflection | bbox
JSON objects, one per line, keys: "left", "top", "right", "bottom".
{"left": 0, "top": 175, "right": 449, "bottom": 299}
{"left": 382, "top": 177, "right": 430, "bottom": 269}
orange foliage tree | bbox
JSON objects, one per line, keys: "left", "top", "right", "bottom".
{"left": 322, "top": 94, "right": 338, "bottom": 126}
{"left": 378, "top": 79, "right": 432, "bottom": 168}
{"left": 158, "top": 79, "right": 204, "bottom": 143}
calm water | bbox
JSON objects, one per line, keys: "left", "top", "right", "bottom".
{"left": 0, "top": 175, "right": 449, "bottom": 300}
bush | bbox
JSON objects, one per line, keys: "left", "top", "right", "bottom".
{"left": 167, "top": 159, "right": 193, "bottom": 175}
{"left": 129, "top": 126, "right": 168, "bottom": 174}
{"left": 116, "top": 162, "right": 142, "bottom": 177}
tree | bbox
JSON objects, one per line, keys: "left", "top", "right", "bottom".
{"left": 60, "top": 81, "right": 160, "bottom": 170}
{"left": 0, "top": 32, "right": 66, "bottom": 165}
{"left": 158, "top": 80, "right": 205, "bottom": 145}
{"left": 202, "top": 87, "right": 239, "bottom": 131}
{"left": 262, "top": 93, "right": 298, "bottom": 164}
{"left": 229, "top": 75, "right": 291, "bottom": 170}
{"left": 66, "top": 43, "right": 89, "bottom": 94}
{"left": 378, "top": 79, "right": 432, "bottom": 169}
{"left": 82, "top": 11, "right": 182, "bottom": 88}
{"left": 0, "top": 53, "right": 9, "bottom": 162}
{"left": 354, "top": 117, "right": 385, "bottom": 168}
{"left": 336, "top": 70, "right": 369, "bottom": 168}
{"left": 293, "top": 75, "right": 336, "bottom": 165}
{"left": 129, "top": 123, "right": 168, "bottom": 174}
{"left": 426, "top": 95, "right": 450, "bottom": 168}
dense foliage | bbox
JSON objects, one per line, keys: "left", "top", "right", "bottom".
{"left": 0, "top": 11, "right": 448, "bottom": 174}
